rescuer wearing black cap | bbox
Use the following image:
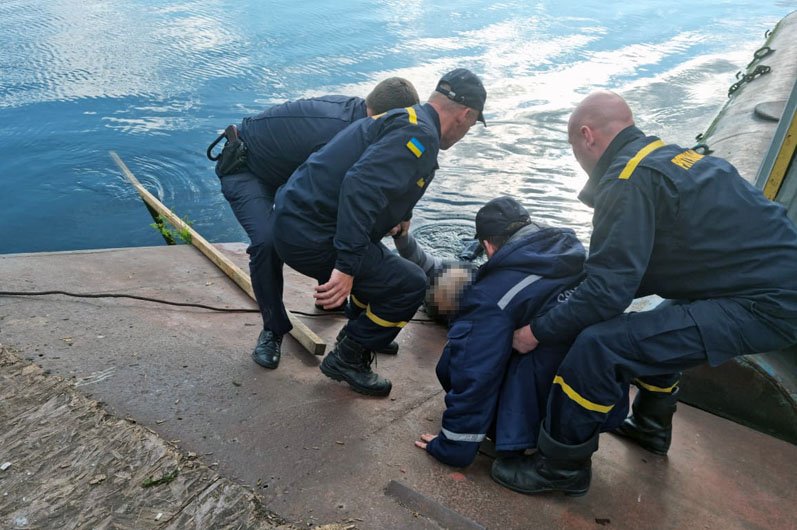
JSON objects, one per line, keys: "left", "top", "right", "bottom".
{"left": 435, "top": 68, "right": 488, "bottom": 126}
{"left": 414, "top": 196, "right": 628, "bottom": 467}
{"left": 270, "top": 68, "right": 487, "bottom": 397}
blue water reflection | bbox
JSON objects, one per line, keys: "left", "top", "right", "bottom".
{"left": 0, "top": 0, "right": 792, "bottom": 253}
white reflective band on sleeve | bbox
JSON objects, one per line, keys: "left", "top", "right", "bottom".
{"left": 442, "top": 428, "right": 486, "bottom": 443}
{"left": 497, "top": 274, "right": 541, "bottom": 310}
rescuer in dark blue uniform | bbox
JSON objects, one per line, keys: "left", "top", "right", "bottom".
{"left": 212, "top": 78, "right": 420, "bottom": 370}
{"left": 413, "top": 197, "right": 627, "bottom": 468}
{"left": 271, "top": 68, "right": 488, "bottom": 396}
{"left": 492, "top": 91, "right": 797, "bottom": 497}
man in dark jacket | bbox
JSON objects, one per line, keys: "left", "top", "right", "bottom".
{"left": 493, "top": 91, "right": 797, "bottom": 496}
{"left": 271, "top": 68, "right": 488, "bottom": 397}
{"left": 214, "top": 78, "right": 419, "bottom": 370}
{"left": 413, "top": 197, "right": 627, "bottom": 467}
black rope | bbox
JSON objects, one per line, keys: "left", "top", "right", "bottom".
{"left": 0, "top": 290, "right": 258, "bottom": 312}
{"left": 0, "top": 290, "right": 438, "bottom": 322}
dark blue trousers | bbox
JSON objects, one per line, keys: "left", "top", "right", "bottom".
{"left": 219, "top": 170, "right": 292, "bottom": 336}
{"left": 493, "top": 347, "right": 628, "bottom": 452}
{"left": 546, "top": 298, "right": 792, "bottom": 445}
{"left": 273, "top": 232, "right": 427, "bottom": 350}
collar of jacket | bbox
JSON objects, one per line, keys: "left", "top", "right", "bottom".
{"left": 420, "top": 102, "right": 442, "bottom": 140}
{"left": 477, "top": 223, "right": 581, "bottom": 281}
{"left": 506, "top": 221, "right": 546, "bottom": 245}
{"left": 477, "top": 224, "right": 542, "bottom": 280}
{"left": 577, "top": 125, "right": 645, "bottom": 207}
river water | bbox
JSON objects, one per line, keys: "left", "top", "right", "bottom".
{"left": 0, "top": 1, "right": 794, "bottom": 256}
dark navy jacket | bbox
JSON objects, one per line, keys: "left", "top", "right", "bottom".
{"left": 273, "top": 104, "right": 441, "bottom": 277}
{"left": 239, "top": 96, "right": 367, "bottom": 188}
{"left": 532, "top": 126, "right": 797, "bottom": 365}
{"left": 426, "top": 225, "right": 586, "bottom": 467}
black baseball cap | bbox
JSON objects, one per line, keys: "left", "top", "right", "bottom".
{"left": 436, "top": 68, "right": 487, "bottom": 125}
{"left": 475, "top": 196, "right": 530, "bottom": 240}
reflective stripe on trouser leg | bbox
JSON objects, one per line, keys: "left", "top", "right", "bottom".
{"left": 547, "top": 303, "right": 707, "bottom": 445}
{"left": 345, "top": 293, "right": 368, "bottom": 320}
{"left": 345, "top": 243, "right": 427, "bottom": 350}
{"left": 634, "top": 374, "right": 680, "bottom": 393}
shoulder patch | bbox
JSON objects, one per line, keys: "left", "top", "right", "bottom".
{"left": 405, "top": 106, "right": 418, "bottom": 125}
{"left": 671, "top": 149, "right": 704, "bottom": 170}
{"left": 406, "top": 137, "right": 425, "bottom": 158}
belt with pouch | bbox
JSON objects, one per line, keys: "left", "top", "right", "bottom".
{"left": 207, "top": 124, "right": 249, "bottom": 176}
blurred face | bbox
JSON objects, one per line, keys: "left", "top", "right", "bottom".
{"left": 440, "top": 107, "right": 478, "bottom": 150}
{"left": 428, "top": 266, "right": 473, "bottom": 316}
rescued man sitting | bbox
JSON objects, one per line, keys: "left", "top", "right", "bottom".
{"left": 414, "top": 196, "right": 627, "bottom": 467}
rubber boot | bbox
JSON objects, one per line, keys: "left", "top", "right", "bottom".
{"left": 613, "top": 387, "right": 679, "bottom": 455}
{"left": 320, "top": 332, "right": 392, "bottom": 396}
{"left": 491, "top": 426, "right": 598, "bottom": 497}
{"left": 335, "top": 328, "right": 399, "bottom": 355}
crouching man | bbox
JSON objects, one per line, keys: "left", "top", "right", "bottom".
{"left": 415, "top": 197, "right": 628, "bottom": 467}
{"left": 271, "top": 69, "right": 487, "bottom": 397}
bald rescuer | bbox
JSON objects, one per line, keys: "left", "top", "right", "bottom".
{"left": 212, "top": 78, "right": 419, "bottom": 369}
{"left": 271, "top": 69, "right": 487, "bottom": 396}
{"left": 492, "top": 90, "right": 797, "bottom": 496}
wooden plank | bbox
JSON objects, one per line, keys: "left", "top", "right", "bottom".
{"left": 110, "top": 151, "right": 326, "bottom": 356}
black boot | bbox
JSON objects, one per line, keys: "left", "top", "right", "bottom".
{"left": 251, "top": 329, "right": 282, "bottom": 369}
{"left": 613, "top": 387, "right": 679, "bottom": 455}
{"left": 335, "top": 328, "right": 399, "bottom": 355}
{"left": 320, "top": 332, "right": 392, "bottom": 396}
{"left": 491, "top": 427, "right": 598, "bottom": 497}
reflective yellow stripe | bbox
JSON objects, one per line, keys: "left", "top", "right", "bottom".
{"left": 763, "top": 108, "right": 797, "bottom": 200}
{"left": 634, "top": 378, "right": 678, "bottom": 393}
{"left": 618, "top": 139, "right": 666, "bottom": 180}
{"left": 553, "top": 375, "right": 615, "bottom": 413}
{"left": 370, "top": 112, "right": 385, "bottom": 120}
{"left": 350, "top": 294, "right": 367, "bottom": 309}
{"left": 365, "top": 306, "right": 407, "bottom": 328}
{"left": 405, "top": 106, "right": 417, "bottom": 125}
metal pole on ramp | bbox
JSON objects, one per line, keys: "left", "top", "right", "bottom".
{"left": 110, "top": 150, "right": 327, "bottom": 356}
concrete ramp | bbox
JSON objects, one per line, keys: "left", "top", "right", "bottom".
{"left": 0, "top": 245, "right": 795, "bottom": 529}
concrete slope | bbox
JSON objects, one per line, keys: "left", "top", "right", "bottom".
{"left": 0, "top": 245, "right": 795, "bottom": 530}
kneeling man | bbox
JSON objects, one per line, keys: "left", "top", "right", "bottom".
{"left": 416, "top": 197, "right": 627, "bottom": 467}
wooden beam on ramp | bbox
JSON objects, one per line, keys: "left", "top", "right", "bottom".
{"left": 110, "top": 150, "right": 327, "bottom": 356}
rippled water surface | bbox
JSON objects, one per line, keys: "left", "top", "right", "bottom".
{"left": 0, "top": 0, "right": 793, "bottom": 254}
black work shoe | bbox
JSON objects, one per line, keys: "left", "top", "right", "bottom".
{"left": 612, "top": 387, "right": 679, "bottom": 455}
{"left": 251, "top": 329, "right": 282, "bottom": 369}
{"left": 490, "top": 428, "right": 597, "bottom": 497}
{"left": 320, "top": 333, "right": 392, "bottom": 396}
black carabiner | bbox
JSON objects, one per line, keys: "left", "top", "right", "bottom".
{"left": 207, "top": 131, "right": 226, "bottom": 161}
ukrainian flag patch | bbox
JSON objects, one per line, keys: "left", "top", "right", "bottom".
{"left": 406, "top": 137, "right": 425, "bottom": 158}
